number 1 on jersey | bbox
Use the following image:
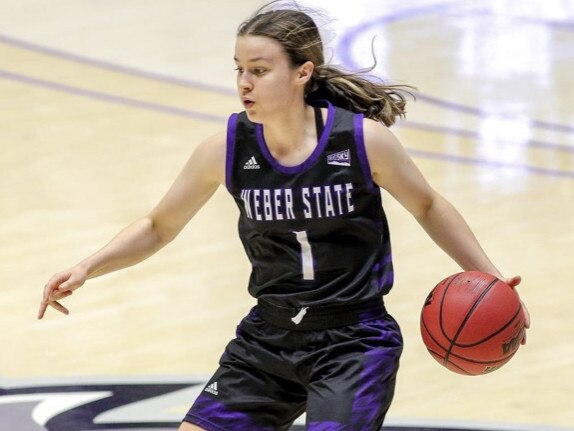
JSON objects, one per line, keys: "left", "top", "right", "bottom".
{"left": 294, "top": 230, "right": 315, "bottom": 280}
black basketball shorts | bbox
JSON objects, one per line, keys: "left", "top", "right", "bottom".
{"left": 183, "top": 303, "right": 403, "bottom": 431}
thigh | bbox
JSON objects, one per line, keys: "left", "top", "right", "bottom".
{"left": 184, "top": 311, "right": 307, "bottom": 431}
{"left": 305, "top": 314, "right": 403, "bottom": 431}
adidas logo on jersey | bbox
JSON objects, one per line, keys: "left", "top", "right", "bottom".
{"left": 327, "top": 149, "right": 351, "bottom": 166}
{"left": 204, "top": 381, "right": 218, "bottom": 396}
{"left": 243, "top": 156, "right": 261, "bottom": 169}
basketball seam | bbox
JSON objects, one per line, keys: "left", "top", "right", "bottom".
{"left": 441, "top": 275, "right": 499, "bottom": 365}
{"left": 421, "top": 318, "right": 450, "bottom": 358}
{"left": 438, "top": 273, "right": 465, "bottom": 363}
{"left": 452, "top": 304, "right": 523, "bottom": 348}
{"left": 423, "top": 315, "right": 520, "bottom": 366}
{"left": 437, "top": 273, "right": 459, "bottom": 345}
{"left": 439, "top": 345, "right": 519, "bottom": 365}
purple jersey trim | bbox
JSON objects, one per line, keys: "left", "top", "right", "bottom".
{"left": 354, "top": 113, "right": 378, "bottom": 193}
{"left": 255, "top": 102, "right": 336, "bottom": 175}
{"left": 225, "top": 113, "right": 239, "bottom": 191}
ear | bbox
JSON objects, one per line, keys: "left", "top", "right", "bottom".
{"left": 295, "top": 61, "right": 314, "bottom": 86}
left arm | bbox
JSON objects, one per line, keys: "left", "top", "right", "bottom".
{"left": 362, "top": 119, "right": 529, "bottom": 337}
{"left": 363, "top": 119, "right": 503, "bottom": 278}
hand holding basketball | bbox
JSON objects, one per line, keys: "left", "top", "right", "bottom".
{"left": 500, "top": 274, "right": 530, "bottom": 344}
{"left": 420, "top": 271, "right": 528, "bottom": 375}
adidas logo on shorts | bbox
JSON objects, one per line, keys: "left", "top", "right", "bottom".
{"left": 204, "top": 381, "right": 218, "bottom": 396}
{"left": 243, "top": 156, "right": 261, "bottom": 169}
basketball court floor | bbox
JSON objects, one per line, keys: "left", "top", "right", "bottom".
{"left": 1, "top": 0, "right": 573, "bottom": 429}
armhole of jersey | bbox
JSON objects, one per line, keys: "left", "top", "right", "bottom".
{"left": 354, "top": 114, "right": 378, "bottom": 193}
{"left": 225, "top": 113, "right": 239, "bottom": 192}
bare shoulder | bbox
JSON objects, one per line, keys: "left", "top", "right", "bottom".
{"left": 197, "top": 130, "right": 226, "bottom": 152}
{"left": 362, "top": 118, "right": 401, "bottom": 152}
{"left": 189, "top": 131, "right": 227, "bottom": 185}
{"left": 361, "top": 118, "right": 408, "bottom": 186}
{"left": 361, "top": 117, "right": 436, "bottom": 215}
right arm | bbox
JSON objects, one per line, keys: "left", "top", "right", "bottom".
{"left": 38, "top": 132, "right": 226, "bottom": 319}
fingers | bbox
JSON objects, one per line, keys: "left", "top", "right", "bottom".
{"left": 505, "top": 275, "right": 530, "bottom": 332}
{"left": 500, "top": 274, "right": 529, "bottom": 345}
{"left": 521, "top": 299, "right": 531, "bottom": 330}
{"left": 38, "top": 300, "right": 70, "bottom": 319}
{"left": 42, "top": 273, "right": 68, "bottom": 304}
{"left": 49, "top": 300, "right": 70, "bottom": 316}
{"left": 521, "top": 307, "right": 530, "bottom": 345}
{"left": 520, "top": 326, "right": 528, "bottom": 345}
{"left": 37, "top": 294, "right": 71, "bottom": 319}
{"left": 38, "top": 271, "right": 77, "bottom": 319}
{"left": 37, "top": 301, "right": 49, "bottom": 320}
{"left": 37, "top": 291, "right": 73, "bottom": 318}
{"left": 52, "top": 289, "right": 74, "bottom": 301}
{"left": 504, "top": 275, "right": 522, "bottom": 288}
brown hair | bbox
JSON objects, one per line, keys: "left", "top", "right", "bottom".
{"left": 237, "top": 3, "right": 415, "bottom": 126}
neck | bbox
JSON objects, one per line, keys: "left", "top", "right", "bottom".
{"left": 262, "top": 100, "right": 317, "bottom": 162}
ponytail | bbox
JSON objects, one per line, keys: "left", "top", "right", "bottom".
{"left": 238, "top": 4, "right": 416, "bottom": 126}
{"left": 307, "top": 64, "right": 416, "bottom": 127}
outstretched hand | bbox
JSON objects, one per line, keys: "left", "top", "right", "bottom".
{"left": 37, "top": 267, "right": 87, "bottom": 319}
{"left": 502, "top": 274, "right": 530, "bottom": 344}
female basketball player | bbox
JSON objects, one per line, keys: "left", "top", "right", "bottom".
{"left": 38, "top": 3, "right": 529, "bottom": 430}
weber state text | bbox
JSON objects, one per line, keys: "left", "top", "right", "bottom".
{"left": 240, "top": 183, "right": 355, "bottom": 221}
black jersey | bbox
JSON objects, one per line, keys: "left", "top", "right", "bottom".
{"left": 225, "top": 102, "right": 393, "bottom": 308}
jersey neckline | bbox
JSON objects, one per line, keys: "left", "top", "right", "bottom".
{"left": 254, "top": 101, "right": 336, "bottom": 175}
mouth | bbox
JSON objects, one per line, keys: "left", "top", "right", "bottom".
{"left": 242, "top": 99, "right": 255, "bottom": 109}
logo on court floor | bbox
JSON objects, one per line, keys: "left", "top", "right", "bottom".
{"left": 0, "top": 377, "right": 562, "bottom": 431}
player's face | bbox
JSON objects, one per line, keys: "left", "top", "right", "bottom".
{"left": 234, "top": 35, "right": 304, "bottom": 123}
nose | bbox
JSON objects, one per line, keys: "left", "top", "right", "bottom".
{"left": 238, "top": 72, "right": 253, "bottom": 93}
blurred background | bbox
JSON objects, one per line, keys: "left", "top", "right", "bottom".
{"left": 1, "top": 0, "right": 573, "bottom": 429}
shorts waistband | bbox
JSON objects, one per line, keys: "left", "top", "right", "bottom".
{"left": 256, "top": 297, "right": 386, "bottom": 331}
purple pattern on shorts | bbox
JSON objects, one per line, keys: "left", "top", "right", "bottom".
{"left": 349, "top": 321, "right": 402, "bottom": 428}
{"left": 184, "top": 393, "right": 276, "bottom": 431}
{"left": 307, "top": 422, "right": 346, "bottom": 431}
{"left": 379, "top": 269, "right": 394, "bottom": 289}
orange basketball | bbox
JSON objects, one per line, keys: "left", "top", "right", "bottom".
{"left": 420, "top": 271, "right": 526, "bottom": 375}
